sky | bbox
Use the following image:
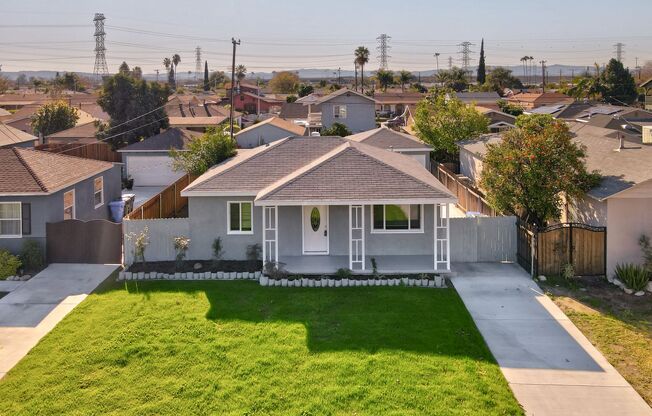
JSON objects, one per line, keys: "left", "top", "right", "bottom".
{"left": 1, "top": 0, "right": 651, "bottom": 76}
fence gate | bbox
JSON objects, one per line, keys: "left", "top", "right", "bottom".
{"left": 46, "top": 219, "right": 122, "bottom": 264}
{"left": 516, "top": 220, "right": 606, "bottom": 277}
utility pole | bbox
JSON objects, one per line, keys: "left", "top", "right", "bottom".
{"left": 614, "top": 42, "right": 625, "bottom": 62}
{"left": 540, "top": 60, "right": 546, "bottom": 92}
{"left": 338, "top": 67, "right": 341, "bottom": 84}
{"left": 230, "top": 37, "right": 240, "bottom": 142}
{"left": 635, "top": 56, "right": 641, "bottom": 80}
{"left": 448, "top": 56, "right": 453, "bottom": 70}
{"left": 155, "top": 69, "right": 159, "bottom": 82}
{"left": 434, "top": 52, "right": 440, "bottom": 74}
{"left": 92, "top": 13, "right": 109, "bottom": 83}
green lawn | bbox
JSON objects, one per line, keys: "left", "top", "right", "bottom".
{"left": 0, "top": 280, "right": 522, "bottom": 415}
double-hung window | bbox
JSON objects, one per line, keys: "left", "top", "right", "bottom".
{"left": 372, "top": 204, "right": 423, "bottom": 233}
{"left": 94, "top": 177, "right": 104, "bottom": 208}
{"left": 63, "top": 190, "right": 75, "bottom": 220}
{"left": 0, "top": 202, "right": 22, "bottom": 238}
{"left": 228, "top": 201, "right": 253, "bottom": 234}
{"left": 333, "top": 105, "right": 347, "bottom": 119}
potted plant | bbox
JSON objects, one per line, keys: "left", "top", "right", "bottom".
{"left": 123, "top": 175, "right": 134, "bottom": 190}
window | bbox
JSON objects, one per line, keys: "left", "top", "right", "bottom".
{"left": 372, "top": 204, "right": 422, "bottom": 233}
{"left": 333, "top": 105, "right": 347, "bottom": 119}
{"left": 94, "top": 177, "right": 104, "bottom": 208}
{"left": 0, "top": 202, "right": 21, "bottom": 238}
{"left": 228, "top": 201, "right": 253, "bottom": 234}
{"left": 64, "top": 190, "right": 75, "bottom": 220}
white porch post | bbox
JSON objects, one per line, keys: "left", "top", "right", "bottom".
{"left": 349, "top": 204, "right": 365, "bottom": 271}
{"left": 434, "top": 203, "right": 450, "bottom": 271}
{"left": 263, "top": 205, "right": 278, "bottom": 265}
{"left": 445, "top": 203, "right": 450, "bottom": 270}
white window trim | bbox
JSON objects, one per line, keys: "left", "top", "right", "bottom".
{"left": 0, "top": 202, "right": 22, "bottom": 238}
{"left": 227, "top": 201, "right": 254, "bottom": 235}
{"left": 64, "top": 189, "right": 76, "bottom": 220}
{"left": 370, "top": 204, "right": 424, "bottom": 234}
{"left": 94, "top": 176, "right": 104, "bottom": 209}
{"left": 333, "top": 104, "right": 347, "bottom": 119}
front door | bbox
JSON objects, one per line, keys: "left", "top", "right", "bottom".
{"left": 303, "top": 205, "right": 329, "bottom": 254}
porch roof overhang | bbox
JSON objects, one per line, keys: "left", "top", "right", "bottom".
{"left": 254, "top": 197, "right": 456, "bottom": 206}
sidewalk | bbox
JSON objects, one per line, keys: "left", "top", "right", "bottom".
{"left": 452, "top": 262, "right": 652, "bottom": 416}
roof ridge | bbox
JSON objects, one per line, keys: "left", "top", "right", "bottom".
{"left": 12, "top": 148, "right": 48, "bottom": 192}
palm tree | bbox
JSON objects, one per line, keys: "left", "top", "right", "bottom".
{"left": 235, "top": 64, "right": 247, "bottom": 82}
{"left": 354, "top": 46, "right": 370, "bottom": 93}
{"left": 520, "top": 56, "right": 528, "bottom": 86}
{"left": 528, "top": 56, "right": 534, "bottom": 86}
{"left": 354, "top": 62, "right": 358, "bottom": 91}
{"left": 376, "top": 69, "right": 394, "bottom": 92}
{"left": 172, "top": 54, "right": 181, "bottom": 84}
{"left": 397, "top": 70, "right": 413, "bottom": 92}
{"left": 163, "top": 57, "right": 171, "bottom": 71}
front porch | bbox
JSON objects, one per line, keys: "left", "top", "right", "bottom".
{"left": 279, "top": 255, "right": 439, "bottom": 275}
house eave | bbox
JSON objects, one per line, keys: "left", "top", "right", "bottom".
{"left": 181, "top": 190, "right": 258, "bottom": 198}
{"left": 254, "top": 197, "right": 456, "bottom": 206}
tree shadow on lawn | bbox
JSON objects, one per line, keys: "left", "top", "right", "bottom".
{"left": 122, "top": 280, "right": 497, "bottom": 360}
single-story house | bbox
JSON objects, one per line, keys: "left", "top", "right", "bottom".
{"left": 0, "top": 122, "right": 38, "bottom": 148}
{"left": 506, "top": 91, "right": 573, "bottom": 110}
{"left": 475, "top": 107, "right": 517, "bottom": 133}
{"left": 0, "top": 148, "right": 121, "bottom": 254}
{"left": 346, "top": 127, "right": 432, "bottom": 169}
{"left": 316, "top": 88, "right": 376, "bottom": 133}
{"left": 118, "top": 128, "right": 202, "bottom": 187}
{"left": 457, "top": 124, "right": 652, "bottom": 276}
{"left": 46, "top": 121, "right": 98, "bottom": 144}
{"left": 374, "top": 92, "right": 424, "bottom": 117}
{"left": 235, "top": 117, "right": 307, "bottom": 148}
{"left": 179, "top": 136, "right": 456, "bottom": 274}
{"left": 231, "top": 91, "right": 284, "bottom": 114}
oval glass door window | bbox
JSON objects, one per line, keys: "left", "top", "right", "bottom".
{"left": 310, "top": 207, "right": 320, "bottom": 231}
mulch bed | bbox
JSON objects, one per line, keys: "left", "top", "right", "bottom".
{"left": 127, "top": 260, "right": 262, "bottom": 274}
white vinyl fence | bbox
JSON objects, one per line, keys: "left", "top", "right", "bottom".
{"left": 123, "top": 218, "right": 190, "bottom": 265}
{"left": 450, "top": 216, "right": 516, "bottom": 263}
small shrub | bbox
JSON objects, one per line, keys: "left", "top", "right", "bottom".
{"left": 173, "top": 236, "right": 191, "bottom": 268}
{"left": 264, "top": 261, "right": 288, "bottom": 280}
{"left": 614, "top": 263, "right": 649, "bottom": 292}
{"left": 126, "top": 226, "right": 149, "bottom": 264}
{"left": 0, "top": 250, "right": 21, "bottom": 280}
{"left": 19, "top": 240, "right": 44, "bottom": 272}
{"left": 419, "top": 273, "right": 432, "bottom": 281}
{"left": 246, "top": 243, "right": 262, "bottom": 262}
{"left": 212, "top": 237, "right": 224, "bottom": 265}
{"left": 370, "top": 257, "right": 378, "bottom": 277}
{"left": 334, "top": 268, "right": 352, "bottom": 280}
{"left": 561, "top": 263, "right": 574, "bottom": 281}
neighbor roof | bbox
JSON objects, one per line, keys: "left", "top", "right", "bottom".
{"left": 47, "top": 121, "right": 98, "bottom": 140}
{"left": 236, "top": 117, "right": 307, "bottom": 137}
{"left": 316, "top": 88, "right": 376, "bottom": 104}
{"left": 183, "top": 136, "right": 454, "bottom": 204}
{"left": 0, "top": 122, "right": 37, "bottom": 147}
{"left": 454, "top": 92, "right": 501, "bottom": 102}
{"left": 373, "top": 92, "right": 424, "bottom": 105}
{"left": 457, "top": 134, "right": 503, "bottom": 158}
{"left": 118, "top": 128, "right": 203, "bottom": 152}
{"left": 346, "top": 127, "right": 431, "bottom": 151}
{"left": 0, "top": 148, "right": 113, "bottom": 195}
{"left": 168, "top": 116, "right": 227, "bottom": 127}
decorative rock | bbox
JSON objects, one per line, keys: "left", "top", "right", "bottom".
{"left": 254, "top": 271, "right": 261, "bottom": 279}
{"left": 435, "top": 275, "right": 443, "bottom": 287}
{"left": 647, "top": 282, "right": 652, "bottom": 293}
{"left": 634, "top": 291, "right": 645, "bottom": 296}
{"left": 124, "top": 272, "right": 132, "bottom": 280}
{"left": 624, "top": 287, "right": 634, "bottom": 295}
{"left": 612, "top": 278, "right": 624, "bottom": 288}
{"left": 242, "top": 271, "right": 249, "bottom": 279}
{"left": 606, "top": 274, "right": 614, "bottom": 283}
{"left": 194, "top": 263, "right": 202, "bottom": 270}
{"left": 236, "top": 272, "right": 243, "bottom": 280}
{"left": 428, "top": 280, "right": 435, "bottom": 288}
{"left": 402, "top": 277, "right": 408, "bottom": 286}
{"left": 260, "top": 275, "right": 269, "bottom": 286}
{"left": 537, "top": 275, "right": 547, "bottom": 282}
{"left": 280, "top": 278, "right": 287, "bottom": 287}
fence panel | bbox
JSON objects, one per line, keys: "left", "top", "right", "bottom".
{"left": 125, "top": 174, "right": 195, "bottom": 220}
{"left": 36, "top": 142, "right": 122, "bottom": 163}
{"left": 431, "top": 161, "right": 497, "bottom": 216}
{"left": 450, "top": 216, "right": 517, "bottom": 263}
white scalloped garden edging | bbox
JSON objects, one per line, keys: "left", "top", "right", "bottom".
{"left": 259, "top": 275, "right": 446, "bottom": 288}
{"left": 118, "top": 271, "right": 261, "bottom": 281}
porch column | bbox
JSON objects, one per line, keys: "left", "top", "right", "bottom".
{"left": 349, "top": 205, "right": 365, "bottom": 271}
{"left": 434, "top": 203, "right": 450, "bottom": 271}
{"left": 263, "top": 205, "right": 278, "bottom": 265}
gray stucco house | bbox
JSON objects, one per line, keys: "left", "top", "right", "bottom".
{"left": 180, "top": 136, "right": 455, "bottom": 274}
{"left": 235, "top": 117, "right": 307, "bottom": 148}
{"left": 317, "top": 88, "right": 376, "bottom": 133}
{"left": 346, "top": 127, "right": 433, "bottom": 169}
{"left": 0, "top": 148, "right": 121, "bottom": 254}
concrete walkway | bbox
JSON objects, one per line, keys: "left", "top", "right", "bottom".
{"left": 0, "top": 263, "right": 118, "bottom": 379}
{"left": 452, "top": 262, "right": 652, "bottom": 416}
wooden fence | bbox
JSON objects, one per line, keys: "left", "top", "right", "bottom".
{"left": 431, "top": 162, "right": 497, "bottom": 216}
{"left": 125, "top": 174, "right": 195, "bottom": 220}
{"left": 35, "top": 142, "right": 122, "bottom": 163}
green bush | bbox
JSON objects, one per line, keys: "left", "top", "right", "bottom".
{"left": 614, "top": 263, "right": 649, "bottom": 292}
{"left": 19, "top": 240, "right": 44, "bottom": 272}
{"left": 0, "top": 250, "right": 21, "bottom": 280}
{"left": 334, "top": 268, "right": 352, "bottom": 280}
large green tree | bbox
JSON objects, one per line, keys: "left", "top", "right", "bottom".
{"left": 435, "top": 67, "right": 468, "bottom": 92}
{"left": 480, "top": 114, "right": 600, "bottom": 226}
{"left": 171, "top": 127, "right": 236, "bottom": 176}
{"left": 485, "top": 67, "right": 522, "bottom": 95}
{"left": 600, "top": 58, "right": 638, "bottom": 104}
{"left": 30, "top": 101, "right": 79, "bottom": 136}
{"left": 97, "top": 72, "right": 170, "bottom": 148}
{"left": 321, "top": 122, "right": 352, "bottom": 137}
{"left": 375, "top": 69, "right": 394, "bottom": 92}
{"left": 477, "top": 39, "right": 486, "bottom": 84}
{"left": 413, "top": 90, "right": 489, "bottom": 160}
{"left": 269, "top": 71, "right": 299, "bottom": 93}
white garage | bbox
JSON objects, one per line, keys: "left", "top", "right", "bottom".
{"left": 118, "top": 128, "right": 202, "bottom": 187}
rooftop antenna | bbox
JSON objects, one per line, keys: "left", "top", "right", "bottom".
{"left": 92, "top": 13, "right": 109, "bottom": 82}
{"left": 377, "top": 34, "right": 391, "bottom": 70}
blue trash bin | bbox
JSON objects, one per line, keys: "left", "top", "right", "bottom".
{"left": 108, "top": 200, "right": 126, "bottom": 223}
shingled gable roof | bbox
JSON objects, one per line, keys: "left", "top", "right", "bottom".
{"left": 316, "top": 88, "right": 377, "bottom": 104}
{"left": 0, "top": 148, "right": 113, "bottom": 195}
{"left": 346, "top": 127, "right": 431, "bottom": 151}
{"left": 236, "top": 117, "right": 307, "bottom": 137}
{"left": 118, "top": 128, "right": 203, "bottom": 152}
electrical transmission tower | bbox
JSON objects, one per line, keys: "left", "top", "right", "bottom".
{"left": 458, "top": 41, "right": 474, "bottom": 77}
{"left": 448, "top": 56, "right": 453, "bottom": 70}
{"left": 93, "top": 13, "right": 109, "bottom": 81}
{"left": 195, "top": 46, "right": 202, "bottom": 81}
{"left": 376, "top": 34, "right": 391, "bottom": 70}
{"left": 614, "top": 42, "right": 625, "bottom": 62}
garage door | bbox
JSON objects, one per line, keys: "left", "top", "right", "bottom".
{"left": 126, "top": 155, "right": 184, "bottom": 187}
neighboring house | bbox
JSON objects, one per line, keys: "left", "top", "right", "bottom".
{"left": 458, "top": 124, "right": 652, "bottom": 276}
{"left": 374, "top": 92, "right": 424, "bottom": 117}
{"left": 225, "top": 82, "right": 260, "bottom": 96}
{"left": 507, "top": 91, "right": 573, "bottom": 109}
{"left": 234, "top": 117, "right": 307, "bottom": 148}
{"left": 0, "top": 122, "right": 38, "bottom": 148}
{"left": 46, "top": 121, "right": 98, "bottom": 144}
{"left": 231, "top": 92, "right": 284, "bottom": 114}
{"left": 454, "top": 92, "right": 502, "bottom": 109}
{"left": 346, "top": 127, "right": 433, "bottom": 169}
{"left": 475, "top": 106, "right": 517, "bottom": 132}
{"left": 641, "top": 77, "right": 652, "bottom": 110}
{"left": 117, "top": 128, "right": 202, "bottom": 187}
{"left": 0, "top": 148, "right": 121, "bottom": 254}
{"left": 180, "top": 136, "right": 456, "bottom": 274}
{"left": 279, "top": 102, "right": 323, "bottom": 133}
{"left": 317, "top": 88, "right": 376, "bottom": 133}
{"left": 166, "top": 95, "right": 241, "bottom": 132}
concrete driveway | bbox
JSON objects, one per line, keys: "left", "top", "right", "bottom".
{"left": 452, "top": 262, "right": 651, "bottom": 416}
{"left": 0, "top": 263, "right": 118, "bottom": 379}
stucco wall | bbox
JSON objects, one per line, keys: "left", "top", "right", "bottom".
{"left": 459, "top": 148, "right": 483, "bottom": 183}
{"left": 566, "top": 194, "right": 608, "bottom": 227}
{"left": 606, "top": 197, "right": 652, "bottom": 276}
{"left": 236, "top": 124, "right": 296, "bottom": 148}
{"left": 321, "top": 94, "right": 376, "bottom": 133}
